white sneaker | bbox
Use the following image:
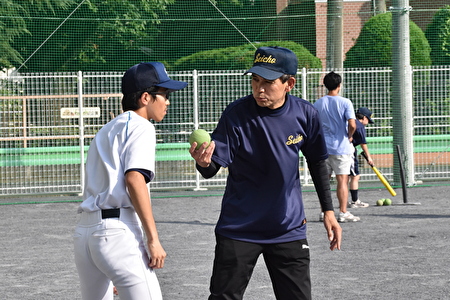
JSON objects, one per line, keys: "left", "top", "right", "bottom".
{"left": 319, "top": 212, "right": 324, "bottom": 222}
{"left": 338, "top": 211, "right": 360, "bottom": 223}
{"left": 348, "top": 199, "right": 369, "bottom": 208}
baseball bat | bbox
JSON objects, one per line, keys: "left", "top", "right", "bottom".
{"left": 360, "top": 151, "right": 397, "bottom": 196}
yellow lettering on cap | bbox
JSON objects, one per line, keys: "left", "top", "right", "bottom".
{"left": 254, "top": 53, "right": 277, "bottom": 64}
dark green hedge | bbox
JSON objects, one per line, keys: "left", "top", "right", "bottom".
{"left": 344, "top": 13, "right": 431, "bottom": 68}
{"left": 425, "top": 5, "right": 450, "bottom": 66}
{"left": 171, "top": 41, "right": 322, "bottom": 71}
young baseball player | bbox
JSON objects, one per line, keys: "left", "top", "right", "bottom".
{"left": 73, "top": 62, "right": 187, "bottom": 300}
{"left": 349, "top": 107, "right": 374, "bottom": 208}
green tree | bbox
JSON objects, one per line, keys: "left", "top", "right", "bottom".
{"left": 10, "top": 0, "right": 178, "bottom": 72}
{"left": 344, "top": 13, "right": 431, "bottom": 68}
{"left": 151, "top": 0, "right": 275, "bottom": 64}
{"left": 0, "top": 1, "right": 30, "bottom": 69}
{"left": 4, "top": 0, "right": 244, "bottom": 72}
{"left": 425, "top": 5, "right": 450, "bottom": 66}
{"left": 151, "top": 0, "right": 316, "bottom": 65}
{"left": 0, "top": 0, "right": 76, "bottom": 70}
{"left": 172, "top": 40, "right": 322, "bottom": 71}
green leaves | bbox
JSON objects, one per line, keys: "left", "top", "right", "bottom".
{"left": 425, "top": 5, "right": 450, "bottom": 65}
{"left": 172, "top": 41, "right": 322, "bottom": 71}
{"left": 3, "top": 0, "right": 176, "bottom": 71}
{"left": 345, "top": 13, "right": 431, "bottom": 68}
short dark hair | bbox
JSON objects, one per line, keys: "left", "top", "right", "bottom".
{"left": 280, "top": 74, "right": 294, "bottom": 83}
{"left": 356, "top": 112, "right": 365, "bottom": 120}
{"left": 323, "top": 71, "right": 341, "bottom": 91}
{"left": 121, "top": 86, "right": 158, "bottom": 111}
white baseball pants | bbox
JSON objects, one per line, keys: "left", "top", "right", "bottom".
{"left": 73, "top": 208, "right": 162, "bottom": 300}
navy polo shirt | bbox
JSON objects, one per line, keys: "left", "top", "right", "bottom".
{"left": 212, "top": 94, "right": 328, "bottom": 243}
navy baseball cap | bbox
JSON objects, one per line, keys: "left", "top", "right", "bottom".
{"left": 357, "top": 107, "right": 374, "bottom": 124}
{"left": 244, "top": 46, "right": 298, "bottom": 80}
{"left": 121, "top": 62, "right": 188, "bottom": 95}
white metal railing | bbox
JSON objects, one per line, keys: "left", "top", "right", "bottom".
{"left": 1, "top": 66, "right": 449, "bottom": 195}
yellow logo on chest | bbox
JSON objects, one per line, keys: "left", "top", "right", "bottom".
{"left": 285, "top": 134, "right": 303, "bottom": 145}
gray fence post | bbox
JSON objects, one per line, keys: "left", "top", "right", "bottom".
{"left": 192, "top": 70, "right": 206, "bottom": 191}
{"left": 391, "top": 0, "right": 415, "bottom": 186}
{"left": 78, "top": 70, "right": 85, "bottom": 195}
{"left": 301, "top": 67, "right": 310, "bottom": 186}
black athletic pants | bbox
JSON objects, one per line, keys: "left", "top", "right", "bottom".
{"left": 208, "top": 234, "right": 311, "bottom": 300}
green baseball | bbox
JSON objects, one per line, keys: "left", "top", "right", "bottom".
{"left": 189, "top": 129, "right": 211, "bottom": 150}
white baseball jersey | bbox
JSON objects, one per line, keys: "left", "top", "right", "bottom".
{"left": 79, "top": 110, "right": 156, "bottom": 212}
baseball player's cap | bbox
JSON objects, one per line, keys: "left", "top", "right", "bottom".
{"left": 121, "top": 62, "right": 188, "bottom": 95}
{"left": 244, "top": 46, "right": 298, "bottom": 80}
{"left": 357, "top": 107, "right": 374, "bottom": 124}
